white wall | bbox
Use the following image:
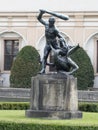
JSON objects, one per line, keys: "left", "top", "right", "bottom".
{"left": 0, "top": 0, "right": 97, "bottom": 12}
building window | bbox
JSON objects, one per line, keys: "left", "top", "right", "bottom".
{"left": 4, "top": 40, "right": 19, "bottom": 70}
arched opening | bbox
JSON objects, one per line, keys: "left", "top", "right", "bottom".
{"left": 85, "top": 32, "right": 98, "bottom": 88}
{"left": 0, "top": 30, "right": 27, "bottom": 87}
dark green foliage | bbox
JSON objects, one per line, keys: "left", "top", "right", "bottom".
{"left": 0, "top": 102, "right": 30, "bottom": 110}
{"left": 0, "top": 122, "right": 97, "bottom": 130}
{"left": 70, "top": 47, "right": 94, "bottom": 90}
{"left": 79, "top": 102, "right": 98, "bottom": 112}
{"left": 1, "top": 101, "right": 98, "bottom": 112}
{"left": 1, "top": 102, "right": 98, "bottom": 112}
{"left": 10, "top": 46, "right": 41, "bottom": 88}
{"left": 0, "top": 101, "right": 98, "bottom": 113}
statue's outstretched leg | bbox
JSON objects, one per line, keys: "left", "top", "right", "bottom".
{"left": 39, "top": 59, "right": 46, "bottom": 74}
{"left": 67, "top": 57, "right": 79, "bottom": 74}
{"left": 39, "top": 45, "right": 51, "bottom": 74}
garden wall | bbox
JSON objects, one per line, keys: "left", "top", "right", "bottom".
{"left": 0, "top": 88, "right": 98, "bottom": 102}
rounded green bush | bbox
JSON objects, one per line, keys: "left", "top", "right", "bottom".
{"left": 70, "top": 47, "right": 94, "bottom": 90}
{"left": 10, "top": 45, "right": 41, "bottom": 88}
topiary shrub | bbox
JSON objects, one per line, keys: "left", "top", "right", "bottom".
{"left": 70, "top": 47, "right": 94, "bottom": 90}
{"left": 10, "top": 45, "right": 41, "bottom": 88}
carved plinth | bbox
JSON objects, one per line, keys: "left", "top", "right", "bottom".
{"left": 25, "top": 73, "right": 82, "bottom": 119}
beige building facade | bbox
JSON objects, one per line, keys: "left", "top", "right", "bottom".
{"left": 0, "top": 11, "right": 98, "bottom": 88}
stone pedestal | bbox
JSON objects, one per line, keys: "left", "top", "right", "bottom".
{"left": 25, "top": 73, "right": 82, "bottom": 119}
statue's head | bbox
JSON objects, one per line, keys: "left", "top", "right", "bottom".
{"left": 48, "top": 17, "right": 55, "bottom": 26}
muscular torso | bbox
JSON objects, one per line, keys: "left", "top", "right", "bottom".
{"left": 45, "top": 24, "right": 58, "bottom": 43}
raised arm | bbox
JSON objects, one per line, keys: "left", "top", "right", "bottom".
{"left": 37, "top": 9, "right": 47, "bottom": 25}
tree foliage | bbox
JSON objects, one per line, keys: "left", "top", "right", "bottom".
{"left": 70, "top": 47, "right": 94, "bottom": 90}
{"left": 10, "top": 45, "right": 41, "bottom": 88}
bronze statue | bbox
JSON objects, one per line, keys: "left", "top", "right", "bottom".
{"left": 37, "top": 9, "right": 79, "bottom": 75}
{"left": 50, "top": 43, "right": 79, "bottom": 75}
{"left": 37, "top": 9, "right": 69, "bottom": 74}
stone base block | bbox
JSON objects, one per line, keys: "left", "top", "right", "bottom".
{"left": 26, "top": 73, "right": 82, "bottom": 119}
{"left": 25, "top": 109, "right": 82, "bottom": 119}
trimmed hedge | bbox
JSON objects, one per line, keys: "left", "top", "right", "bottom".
{"left": 1, "top": 102, "right": 98, "bottom": 112}
{"left": 10, "top": 45, "right": 41, "bottom": 88}
{"left": 70, "top": 47, "right": 94, "bottom": 90}
{"left": 79, "top": 102, "right": 98, "bottom": 112}
{"left": 0, "top": 122, "right": 97, "bottom": 130}
{"left": 0, "top": 102, "right": 30, "bottom": 110}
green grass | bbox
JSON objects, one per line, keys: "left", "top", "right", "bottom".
{"left": 0, "top": 110, "right": 98, "bottom": 126}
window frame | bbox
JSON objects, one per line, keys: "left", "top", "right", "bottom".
{"left": 1, "top": 37, "right": 21, "bottom": 73}
{"left": 4, "top": 39, "right": 19, "bottom": 71}
{"left": 96, "top": 40, "right": 98, "bottom": 73}
{"left": 94, "top": 38, "right": 98, "bottom": 75}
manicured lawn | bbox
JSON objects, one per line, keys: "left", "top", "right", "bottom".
{"left": 0, "top": 110, "right": 98, "bottom": 126}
